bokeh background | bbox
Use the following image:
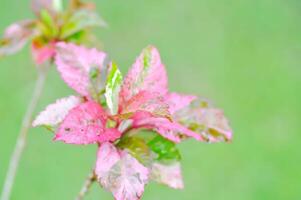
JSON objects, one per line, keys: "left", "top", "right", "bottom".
{"left": 0, "top": 0, "right": 300, "bottom": 199}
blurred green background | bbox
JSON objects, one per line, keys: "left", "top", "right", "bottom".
{"left": 0, "top": 0, "right": 300, "bottom": 199}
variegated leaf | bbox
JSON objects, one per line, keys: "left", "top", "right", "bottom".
{"left": 55, "top": 42, "right": 108, "bottom": 98}
{"left": 132, "top": 112, "right": 203, "bottom": 143}
{"left": 95, "top": 142, "right": 149, "bottom": 200}
{"left": 33, "top": 95, "right": 81, "bottom": 128}
{"left": 55, "top": 101, "right": 108, "bottom": 144}
{"left": 165, "top": 92, "right": 196, "bottom": 115}
{"left": 174, "top": 98, "right": 232, "bottom": 142}
{"left": 151, "top": 162, "right": 184, "bottom": 189}
{"left": 105, "top": 62, "right": 123, "bottom": 115}
{"left": 117, "top": 131, "right": 183, "bottom": 189}
{"left": 121, "top": 91, "right": 170, "bottom": 120}
{"left": 120, "top": 46, "right": 168, "bottom": 105}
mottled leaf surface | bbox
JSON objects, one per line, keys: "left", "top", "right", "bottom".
{"left": 174, "top": 98, "right": 232, "bottom": 142}
{"left": 117, "top": 131, "right": 183, "bottom": 189}
{"left": 55, "top": 101, "right": 108, "bottom": 144}
{"left": 165, "top": 93, "right": 196, "bottom": 115}
{"left": 120, "top": 46, "right": 168, "bottom": 105}
{"left": 95, "top": 143, "right": 149, "bottom": 200}
{"left": 33, "top": 95, "right": 81, "bottom": 127}
{"left": 132, "top": 112, "right": 203, "bottom": 143}
{"left": 121, "top": 91, "right": 170, "bottom": 119}
{"left": 151, "top": 162, "right": 184, "bottom": 189}
{"left": 55, "top": 42, "right": 108, "bottom": 98}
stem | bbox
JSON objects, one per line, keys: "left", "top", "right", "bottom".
{"left": 0, "top": 68, "right": 48, "bottom": 200}
{"left": 75, "top": 171, "right": 97, "bottom": 200}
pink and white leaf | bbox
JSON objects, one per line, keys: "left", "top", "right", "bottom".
{"left": 132, "top": 112, "right": 203, "bottom": 143}
{"left": 95, "top": 142, "right": 149, "bottom": 200}
{"left": 55, "top": 101, "right": 107, "bottom": 144}
{"left": 199, "top": 108, "right": 232, "bottom": 142}
{"left": 173, "top": 98, "right": 232, "bottom": 142}
{"left": 33, "top": 95, "right": 81, "bottom": 127}
{"left": 165, "top": 93, "right": 196, "bottom": 115}
{"left": 55, "top": 42, "right": 108, "bottom": 97}
{"left": 151, "top": 162, "right": 184, "bottom": 189}
{"left": 121, "top": 91, "right": 170, "bottom": 119}
{"left": 120, "top": 46, "right": 168, "bottom": 105}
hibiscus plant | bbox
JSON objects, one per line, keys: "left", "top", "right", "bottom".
{"left": 33, "top": 42, "right": 233, "bottom": 200}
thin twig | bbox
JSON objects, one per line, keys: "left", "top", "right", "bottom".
{"left": 75, "top": 170, "right": 97, "bottom": 200}
{"left": 0, "top": 67, "right": 48, "bottom": 200}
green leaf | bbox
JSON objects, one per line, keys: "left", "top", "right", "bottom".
{"left": 147, "top": 134, "right": 181, "bottom": 164}
{"left": 117, "top": 131, "right": 181, "bottom": 166}
{"left": 39, "top": 9, "right": 59, "bottom": 38}
{"left": 105, "top": 62, "right": 123, "bottom": 115}
{"left": 117, "top": 135, "right": 153, "bottom": 166}
{"left": 60, "top": 10, "right": 106, "bottom": 39}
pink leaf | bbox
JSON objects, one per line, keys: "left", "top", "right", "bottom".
{"left": 33, "top": 95, "right": 81, "bottom": 127}
{"left": 173, "top": 98, "right": 232, "bottom": 142}
{"left": 0, "top": 20, "right": 36, "bottom": 57}
{"left": 151, "top": 162, "right": 184, "bottom": 189}
{"left": 120, "top": 46, "right": 168, "bottom": 106}
{"left": 55, "top": 42, "right": 108, "bottom": 97}
{"left": 95, "top": 143, "right": 149, "bottom": 200}
{"left": 199, "top": 108, "right": 233, "bottom": 142}
{"left": 165, "top": 93, "right": 196, "bottom": 115}
{"left": 132, "top": 112, "right": 203, "bottom": 143}
{"left": 100, "top": 128, "right": 122, "bottom": 143}
{"left": 31, "top": 0, "right": 62, "bottom": 16}
{"left": 55, "top": 101, "right": 107, "bottom": 144}
{"left": 31, "top": 40, "right": 56, "bottom": 65}
{"left": 120, "top": 91, "right": 170, "bottom": 119}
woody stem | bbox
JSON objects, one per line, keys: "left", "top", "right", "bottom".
{"left": 75, "top": 170, "right": 97, "bottom": 200}
{"left": 0, "top": 66, "right": 48, "bottom": 200}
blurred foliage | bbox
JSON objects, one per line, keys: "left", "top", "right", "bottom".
{"left": 0, "top": 0, "right": 300, "bottom": 199}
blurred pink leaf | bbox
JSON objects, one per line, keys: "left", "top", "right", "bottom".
{"left": 95, "top": 142, "right": 149, "bottom": 200}
{"left": 33, "top": 95, "right": 81, "bottom": 127}
{"left": 31, "top": 0, "right": 63, "bottom": 16}
{"left": 151, "top": 162, "right": 184, "bottom": 189}
{"left": 55, "top": 42, "right": 108, "bottom": 97}
{"left": 120, "top": 46, "right": 168, "bottom": 106}
{"left": 0, "top": 20, "right": 37, "bottom": 57}
{"left": 55, "top": 101, "right": 108, "bottom": 144}
{"left": 173, "top": 99, "right": 232, "bottom": 142}
{"left": 31, "top": 40, "right": 56, "bottom": 64}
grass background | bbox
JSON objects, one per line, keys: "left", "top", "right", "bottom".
{"left": 0, "top": 0, "right": 300, "bottom": 199}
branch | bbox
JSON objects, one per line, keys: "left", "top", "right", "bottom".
{"left": 75, "top": 170, "right": 97, "bottom": 200}
{"left": 0, "top": 66, "right": 48, "bottom": 200}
